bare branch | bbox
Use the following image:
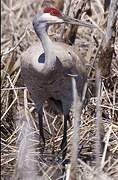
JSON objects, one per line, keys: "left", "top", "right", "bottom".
{"left": 98, "top": 0, "right": 118, "bottom": 77}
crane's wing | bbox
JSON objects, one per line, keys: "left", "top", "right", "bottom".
{"left": 53, "top": 42, "right": 87, "bottom": 77}
{"left": 52, "top": 42, "right": 87, "bottom": 99}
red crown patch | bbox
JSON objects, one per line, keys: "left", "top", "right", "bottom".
{"left": 44, "top": 7, "right": 62, "bottom": 17}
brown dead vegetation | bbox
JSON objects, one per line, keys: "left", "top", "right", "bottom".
{"left": 1, "top": 0, "right": 118, "bottom": 180}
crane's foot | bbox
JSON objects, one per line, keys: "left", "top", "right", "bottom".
{"left": 60, "top": 139, "right": 67, "bottom": 161}
{"left": 39, "top": 137, "right": 45, "bottom": 153}
{"left": 60, "top": 140, "right": 67, "bottom": 174}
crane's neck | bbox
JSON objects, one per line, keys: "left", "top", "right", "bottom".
{"left": 34, "top": 24, "right": 57, "bottom": 71}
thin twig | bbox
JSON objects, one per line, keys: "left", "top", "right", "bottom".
{"left": 1, "top": 27, "right": 28, "bottom": 56}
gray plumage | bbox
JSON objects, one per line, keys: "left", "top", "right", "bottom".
{"left": 21, "top": 41, "right": 86, "bottom": 112}
{"left": 21, "top": 9, "right": 87, "bottom": 162}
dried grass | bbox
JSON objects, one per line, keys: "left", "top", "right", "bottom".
{"left": 1, "top": 0, "right": 118, "bottom": 180}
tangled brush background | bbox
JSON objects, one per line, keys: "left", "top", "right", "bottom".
{"left": 1, "top": 0, "right": 118, "bottom": 179}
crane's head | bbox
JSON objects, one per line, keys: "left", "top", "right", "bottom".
{"left": 33, "top": 7, "right": 95, "bottom": 30}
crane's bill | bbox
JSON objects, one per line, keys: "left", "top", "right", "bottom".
{"left": 61, "top": 15, "right": 96, "bottom": 29}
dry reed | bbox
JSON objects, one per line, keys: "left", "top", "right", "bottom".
{"left": 1, "top": 0, "right": 118, "bottom": 179}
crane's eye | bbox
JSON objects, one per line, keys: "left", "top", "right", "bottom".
{"left": 44, "top": 7, "right": 62, "bottom": 17}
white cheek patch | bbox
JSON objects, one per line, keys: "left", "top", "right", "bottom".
{"left": 41, "top": 13, "right": 63, "bottom": 22}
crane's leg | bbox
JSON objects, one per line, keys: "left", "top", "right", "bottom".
{"left": 60, "top": 114, "right": 69, "bottom": 162}
{"left": 38, "top": 113, "right": 45, "bottom": 147}
{"left": 37, "top": 105, "right": 45, "bottom": 151}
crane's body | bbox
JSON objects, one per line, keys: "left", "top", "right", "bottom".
{"left": 21, "top": 41, "right": 86, "bottom": 113}
{"left": 21, "top": 7, "right": 94, "bottom": 162}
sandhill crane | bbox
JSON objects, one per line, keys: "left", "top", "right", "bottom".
{"left": 21, "top": 7, "right": 94, "bottom": 161}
